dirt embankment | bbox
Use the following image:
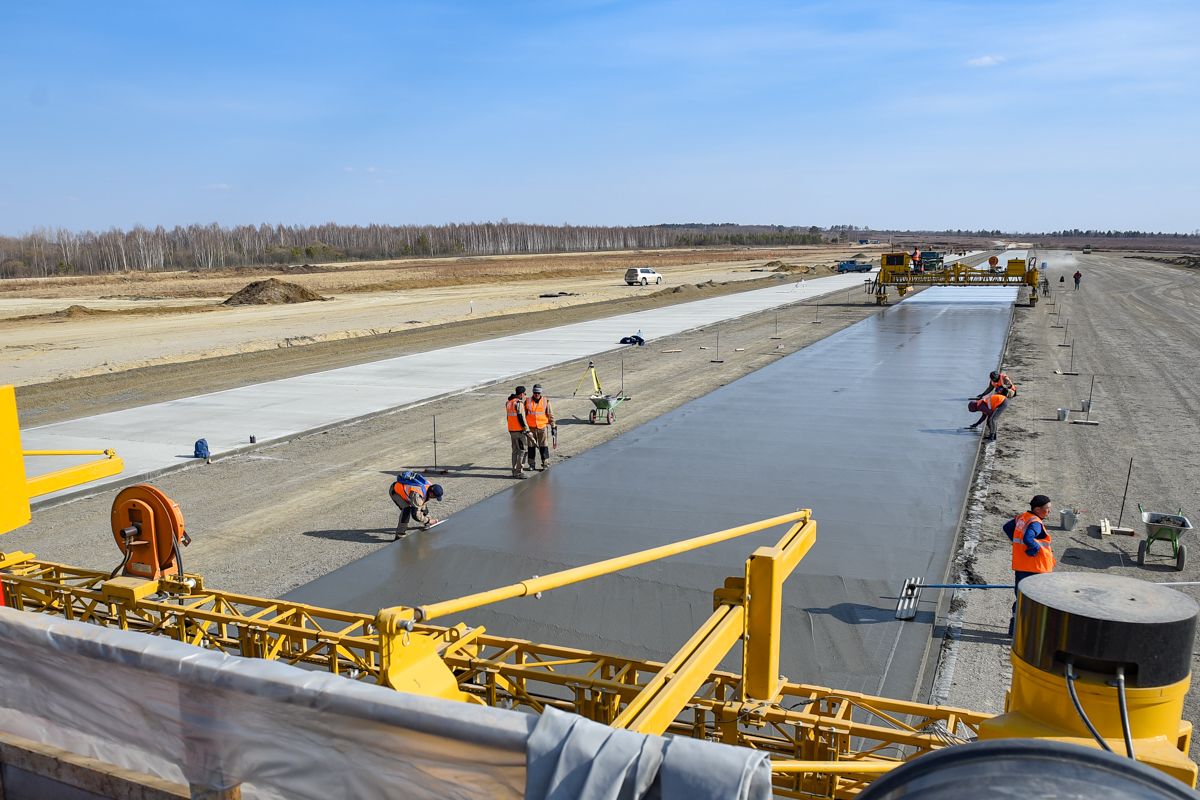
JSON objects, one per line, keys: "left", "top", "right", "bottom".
{"left": 222, "top": 279, "right": 330, "bottom": 306}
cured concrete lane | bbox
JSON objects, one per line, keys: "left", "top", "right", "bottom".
{"left": 289, "top": 287, "right": 1018, "bottom": 699}
{"left": 22, "top": 271, "right": 875, "bottom": 503}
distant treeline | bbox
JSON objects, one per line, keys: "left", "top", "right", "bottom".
{"left": 0, "top": 222, "right": 826, "bottom": 279}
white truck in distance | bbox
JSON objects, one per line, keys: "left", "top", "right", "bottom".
{"left": 625, "top": 267, "right": 663, "bottom": 285}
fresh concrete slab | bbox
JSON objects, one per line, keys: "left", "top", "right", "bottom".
{"left": 288, "top": 287, "right": 1018, "bottom": 700}
{"left": 22, "top": 272, "right": 876, "bottom": 503}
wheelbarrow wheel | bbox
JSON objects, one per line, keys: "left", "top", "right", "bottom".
{"left": 606, "top": 411, "right": 614, "bottom": 424}
{"left": 1177, "top": 544, "right": 1187, "bottom": 572}
{"left": 588, "top": 409, "right": 597, "bottom": 424}
{"left": 1136, "top": 540, "right": 1147, "bottom": 566}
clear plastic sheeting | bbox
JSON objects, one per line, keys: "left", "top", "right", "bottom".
{"left": 0, "top": 607, "right": 529, "bottom": 799}
{"left": 526, "top": 707, "right": 772, "bottom": 800}
{"left": 0, "top": 609, "right": 773, "bottom": 799}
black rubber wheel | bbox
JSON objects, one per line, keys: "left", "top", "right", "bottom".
{"left": 641, "top": 278, "right": 647, "bottom": 286}
{"left": 1137, "top": 540, "right": 1147, "bottom": 566}
{"left": 606, "top": 411, "right": 614, "bottom": 424}
{"left": 1176, "top": 544, "right": 1186, "bottom": 572}
{"left": 588, "top": 409, "right": 597, "bottom": 424}
{"left": 656, "top": 277, "right": 661, "bottom": 284}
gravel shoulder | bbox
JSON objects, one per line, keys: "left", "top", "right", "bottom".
{"left": 936, "top": 251, "right": 1200, "bottom": 750}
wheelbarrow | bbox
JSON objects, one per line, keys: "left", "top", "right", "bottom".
{"left": 587, "top": 393, "right": 630, "bottom": 425}
{"left": 574, "top": 360, "right": 632, "bottom": 425}
{"left": 1137, "top": 505, "right": 1193, "bottom": 571}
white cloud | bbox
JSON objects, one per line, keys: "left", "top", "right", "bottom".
{"left": 205, "top": 183, "right": 232, "bottom": 191}
{"left": 343, "top": 166, "right": 355, "bottom": 172}
{"left": 966, "top": 54, "right": 1005, "bottom": 68}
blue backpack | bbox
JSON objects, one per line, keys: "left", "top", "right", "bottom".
{"left": 193, "top": 438, "right": 210, "bottom": 459}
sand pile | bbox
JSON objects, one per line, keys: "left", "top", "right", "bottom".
{"left": 223, "top": 279, "right": 329, "bottom": 306}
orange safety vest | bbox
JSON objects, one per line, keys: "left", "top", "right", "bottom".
{"left": 525, "top": 396, "right": 550, "bottom": 428}
{"left": 1011, "top": 511, "right": 1055, "bottom": 573}
{"left": 392, "top": 480, "right": 426, "bottom": 506}
{"left": 984, "top": 393, "right": 1007, "bottom": 412}
{"left": 506, "top": 398, "right": 526, "bottom": 432}
{"left": 991, "top": 374, "right": 1017, "bottom": 397}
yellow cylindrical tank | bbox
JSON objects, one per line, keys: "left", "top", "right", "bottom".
{"left": 979, "top": 572, "right": 1198, "bottom": 787}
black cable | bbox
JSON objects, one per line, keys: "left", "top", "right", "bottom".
{"left": 1115, "top": 667, "right": 1136, "bottom": 759}
{"left": 1065, "top": 664, "right": 1112, "bottom": 752}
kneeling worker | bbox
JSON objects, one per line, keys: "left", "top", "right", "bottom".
{"left": 524, "top": 384, "right": 557, "bottom": 471}
{"left": 389, "top": 471, "right": 443, "bottom": 540}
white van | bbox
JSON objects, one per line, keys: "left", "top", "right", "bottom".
{"left": 625, "top": 267, "right": 662, "bottom": 286}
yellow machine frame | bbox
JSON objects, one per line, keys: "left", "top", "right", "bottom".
{"left": 872, "top": 253, "right": 1041, "bottom": 306}
{"left": 0, "top": 510, "right": 990, "bottom": 799}
{"left": 1, "top": 386, "right": 124, "bottom": 536}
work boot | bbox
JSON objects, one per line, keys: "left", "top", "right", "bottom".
{"left": 512, "top": 471, "right": 526, "bottom": 479}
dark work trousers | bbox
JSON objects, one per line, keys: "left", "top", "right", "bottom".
{"left": 985, "top": 399, "right": 1008, "bottom": 441}
{"left": 1009, "top": 570, "right": 1038, "bottom": 636}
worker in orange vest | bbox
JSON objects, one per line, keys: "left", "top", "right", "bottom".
{"left": 389, "top": 471, "right": 443, "bottom": 540}
{"left": 974, "top": 370, "right": 1016, "bottom": 400}
{"left": 524, "top": 384, "right": 557, "bottom": 471}
{"left": 1003, "top": 494, "right": 1054, "bottom": 635}
{"left": 967, "top": 392, "right": 1008, "bottom": 442}
{"left": 506, "top": 386, "right": 533, "bottom": 479}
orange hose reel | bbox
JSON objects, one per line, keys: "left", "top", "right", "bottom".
{"left": 110, "top": 484, "right": 189, "bottom": 580}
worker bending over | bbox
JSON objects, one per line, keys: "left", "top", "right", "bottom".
{"left": 389, "top": 471, "right": 443, "bottom": 540}
{"left": 1003, "top": 494, "right": 1055, "bottom": 635}
{"left": 967, "top": 393, "right": 1007, "bottom": 442}
{"left": 506, "top": 386, "right": 533, "bottom": 479}
{"left": 524, "top": 384, "right": 557, "bottom": 471}
{"left": 974, "top": 370, "right": 1016, "bottom": 400}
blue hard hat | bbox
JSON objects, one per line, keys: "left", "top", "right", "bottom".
{"left": 428, "top": 484, "right": 444, "bottom": 500}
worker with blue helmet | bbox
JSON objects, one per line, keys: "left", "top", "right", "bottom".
{"left": 389, "top": 471, "right": 443, "bottom": 540}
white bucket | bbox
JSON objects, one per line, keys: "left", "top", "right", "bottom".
{"left": 1060, "top": 509, "right": 1078, "bottom": 531}
{"left": 1057, "top": 408, "right": 1069, "bottom": 421}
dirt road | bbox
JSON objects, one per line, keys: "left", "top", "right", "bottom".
{"left": 8, "top": 286, "right": 881, "bottom": 603}
{"left": 938, "top": 251, "right": 1200, "bottom": 749}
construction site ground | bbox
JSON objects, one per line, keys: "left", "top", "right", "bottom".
{"left": 1, "top": 244, "right": 870, "bottom": 397}
{"left": 7, "top": 248, "right": 1200, "bottom": 744}
{"left": 937, "top": 250, "right": 1200, "bottom": 753}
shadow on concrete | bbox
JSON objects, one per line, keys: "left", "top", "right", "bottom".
{"left": 302, "top": 527, "right": 395, "bottom": 543}
{"left": 806, "top": 601, "right": 927, "bottom": 625}
{"left": 919, "top": 427, "right": 979, "bottom": 436}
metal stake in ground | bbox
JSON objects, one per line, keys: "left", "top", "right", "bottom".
{"left": 1064, "top": 341, "right": 1078, "bottom": 375}
{"left": 812, "top": 299, "right": 822, "bottom": 324}
{"left": 770, "top": 314, "right": 782, "bottom": 340}
{"left": 430, "top": 415, "right": 448, "bottom": 474}
{"left": 1058, "top": 321, "right": 1072, "bottom": 347}
{"left": 710, "top": 329, "right": 724, "bottom": 363}
{"left": 1071, "top": 374, "right": 1100, "bottom": 426}
{"left": 1117, "top": 457, "right": 1135, "bottom": 528}
{"left": 1051, "top": 311, "right": 1063, "bottom": 329}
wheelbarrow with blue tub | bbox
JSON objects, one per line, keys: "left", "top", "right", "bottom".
{"left": 1136, "top": 504, "right": 1193, "bottom": 571}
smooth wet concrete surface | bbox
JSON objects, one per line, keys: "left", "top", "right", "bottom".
{"left": 22, "top": 272, "right": 875, "bottom": 503}
{"left": 288, "top": 287, "right": 1018, "bottom": 700}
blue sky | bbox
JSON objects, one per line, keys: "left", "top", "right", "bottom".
{"left": 1, "top": 1, "right": 1197, "bottom": 234}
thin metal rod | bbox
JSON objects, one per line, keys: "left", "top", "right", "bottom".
{"left": 432, "top": 415, "right": 438, "bottom": 469}
{"left": 1068, "top": 342, "right": 1075, "bottom": 373}
{"left": 1085, "top": 374, "right": 1096, "bottom": 421}
{"left": 1116, "top": 457, "right": 1134, "bottom": 528}
{"left": 413, "top": 510, "right": 811, "bottom": 622}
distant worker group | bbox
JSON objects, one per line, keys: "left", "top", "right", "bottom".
{"left": 506, "top": 383, "right": 558, "bottom": 478}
